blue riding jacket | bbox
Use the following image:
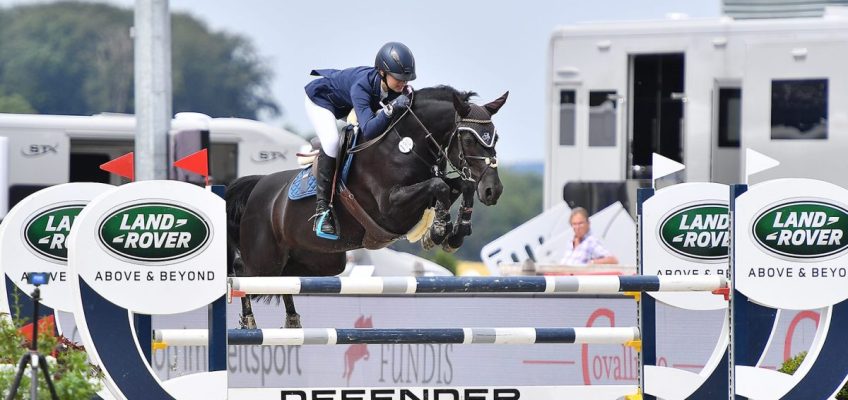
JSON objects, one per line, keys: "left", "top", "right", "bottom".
{"left": 305, "top": 66, "right": 400, "bottom": 139}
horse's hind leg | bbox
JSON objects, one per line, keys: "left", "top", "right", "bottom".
{"left": 283, "top": 294, "right": 301, "bottom": 328}
{"left": 240, "top": 296, "right": 257, "bottom": 329}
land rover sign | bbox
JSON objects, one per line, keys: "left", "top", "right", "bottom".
{"left": 660, "top": 204, "right": 729, "bottom": 262}
{"left": 68, "top": 180, "right": 225, "bottom": 315}
{"left": 98, "top": 203, "right": 211, "bottom": 264}
{"left": 641, "top": 182, "right": 729, "bottom": 311}
{"left": 752, "top": 201, "right": 848, "bottom": 259}
{"left": 24, "top": 204, "right": 85, "bottom": 262}
{"left": 0, "top": 183, "right": 114, "bottom": 312}
{"left": 735, "top": 178, "right": 848, "bottom": 310}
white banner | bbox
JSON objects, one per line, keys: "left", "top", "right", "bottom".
{"left": 0, "top": 182, "right": 113, "bottom": 311}
{"left": 735, "top": 178, "right": 848, "bottom": 309}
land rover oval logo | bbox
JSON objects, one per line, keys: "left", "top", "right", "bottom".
{"left": 659, "top": 204, "right": 729, "bottom": 261}
{"left": 98, "top": 203, "right": 211, "bottom": 263}
{"left": 24, "top": 204, "right": 85, "bottom": 262}
{"left": 752, "top": 201, "right": 848, "bottom": 259}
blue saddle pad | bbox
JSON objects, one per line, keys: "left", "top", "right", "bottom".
{"left": 288, "top": 132, "right": 357, "bottom": 201}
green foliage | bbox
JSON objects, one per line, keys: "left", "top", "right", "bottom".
{"left": 0, "top": 315, "right": 101, "bottom": 399}
{"left": 392, "top": 166, "right": 543, "bottom": 261}
{"left": 779, "top": 351, "right": 848, "bottom": 399}
{"left": 430, "top": 251, "right": 458, "bottom": 275}
{"left": 0, "top": 2, "right": 278, "bottom": 119}
{"left": 0, "top": 90, "right": 35, "bottom": 113}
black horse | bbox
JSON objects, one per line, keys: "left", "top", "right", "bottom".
{"left": 226, "top": 86, "right": 507, "bottom": 328}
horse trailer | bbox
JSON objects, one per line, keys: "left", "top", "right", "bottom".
{"left": 546, "top": 7, "right": 848, "bottom": 209}
{"left": 0, "top": 112, "right": 308, "bottom": 219}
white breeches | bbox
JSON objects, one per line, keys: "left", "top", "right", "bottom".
{"left": 304, "top": 95, "right": 340, "bottom": 158}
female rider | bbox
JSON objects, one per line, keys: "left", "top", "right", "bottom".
{"left": 304, "top": 42, "right": 416, "bottom": 239}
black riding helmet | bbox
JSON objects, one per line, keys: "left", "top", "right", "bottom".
{"left": 374, "top": 42, "right": 416, "bottom": 81}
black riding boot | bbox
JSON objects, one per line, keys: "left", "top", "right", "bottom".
{"left": 313, "top": 150, "right": 338, "bottom": 239}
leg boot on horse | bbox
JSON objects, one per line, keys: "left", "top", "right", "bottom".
{"left": 312, "top": 149, "right": 339, "bottom": 240}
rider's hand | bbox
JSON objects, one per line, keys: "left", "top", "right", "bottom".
{"left": 391, "top": 94, "right": 410, "bottom": 110}
{"left": 384, "top": 94, "right": 410, "bottom": 117}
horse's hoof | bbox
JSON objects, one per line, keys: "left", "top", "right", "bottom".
{"left": 240, "top": 314, "right": 257, "bottom": 330}
{"left": 422, "top": 232, "right": 435, "bottom": 250}
{"left": 285, "top": 314, "right": 302, "bottom": 329}
{"left": 442, "top": 241, "right": 459, "bottom": 253}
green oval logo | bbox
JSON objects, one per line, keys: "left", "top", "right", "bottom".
{"left": 752, "top": 200, "right": 848, "bottom": 259}
{"left": 98, "top": 203, "right": 211, "bottom": 263}
{"left": 24, "top": 204, "right": 85, "bottom": 262}
{"left": 659, "top": 203, "right": 729, "bottom": 261}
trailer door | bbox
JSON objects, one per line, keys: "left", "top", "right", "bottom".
{"left": 628, "top": 53, "right": 685, "bottom": 179}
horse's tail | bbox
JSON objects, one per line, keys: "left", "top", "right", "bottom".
{"left": 226, "top": 175, "right": 262, "bottom": 274}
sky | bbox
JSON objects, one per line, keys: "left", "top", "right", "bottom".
{"left": 0, "top": 0, "right": 720, "bottom": 163}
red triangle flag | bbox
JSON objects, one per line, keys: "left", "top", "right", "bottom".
{"left": 174, "top": 148, "right": 209, "bottom": 185}
{"left": 174, "top": 148, "right": 209, "bottom": 177}
{"left": 100, "top": 152, "right": 134, "bottom": 181}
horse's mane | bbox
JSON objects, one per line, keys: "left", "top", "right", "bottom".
{"left": 414, "top": 85, "right": 476, "bottom": 103}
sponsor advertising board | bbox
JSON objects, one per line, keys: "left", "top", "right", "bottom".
{"left": 733, "top": 178, "right": 848, "bottom": 398}
{"left": 642, "top": 182, "right": 729, "bottom": 311}
{"left": 0, "top": 182, "right": 113, "bottom": 313}
{"left": 67, "top": 180, "right": 226, "bottom": 399}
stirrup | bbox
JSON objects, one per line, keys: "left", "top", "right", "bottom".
{"left": 315, "top": 210, "right": 339, "bottom": 240}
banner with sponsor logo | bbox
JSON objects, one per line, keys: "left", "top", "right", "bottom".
{"left": 733, "top": 178, "right": 848, "bottom": 399}
{"left": 0, "top": 182, "right": 113, "bottom": 316}
{"left": 67, "top": 180, "right": 226, "bottom": 400}
{"left": 642, "top": 182, "right": 729, "bottom": 310}
{"left": 640, "top": 182, "right": 730, "bottom": 399}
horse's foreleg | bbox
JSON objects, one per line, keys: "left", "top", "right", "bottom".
{"left": 283, "top": 294, "right": 302, "bottom": 329}
{"left": 443, "top": 181, "right": 476, "bottom": 253}
{"left": 387, "top": 178, "right": 452, "bottom": 248}
{"left": 240, "top": 296, "right": 257, "bottom": 329}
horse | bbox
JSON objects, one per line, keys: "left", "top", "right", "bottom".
{"left": 226, "top": 86, "right": 508, "bottom": 328}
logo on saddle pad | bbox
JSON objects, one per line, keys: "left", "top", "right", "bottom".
{"left": 659, "top": 203, "right": 729, "bottom": 262}
{"left": 752, "top": 200, "right": 848, "bottom": 260}
{"left": 98, "top": 202, "right": 212, "bottom": 264}
{"left": 24, "top": 204, "right": 85, "bottom": 263}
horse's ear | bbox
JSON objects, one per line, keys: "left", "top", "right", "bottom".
{"left": 484, "top": 91, "right": 509, "bottom": 115}
{"left": 452, "top": 93, "right": 472, "bottom": 118}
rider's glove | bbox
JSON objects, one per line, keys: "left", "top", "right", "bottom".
{"left": 384, "top": 94, "right": 410, "bottom": 117}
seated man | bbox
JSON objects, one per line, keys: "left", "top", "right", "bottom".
{"left": 560, "top": 207, "right": 618, "bottom": 265}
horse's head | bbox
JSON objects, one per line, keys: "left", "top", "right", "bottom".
{"left": 450, "top": 91, "right": 508, "bottom": 206}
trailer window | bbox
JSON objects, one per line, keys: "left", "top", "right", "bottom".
{"left": 771, "top": 79, "right": 827, "bottom": 140}
{"left": 718, "top": 88, "right": 741, "bottom": 147}
{"left": 559, "top": 90, "right": 576, "bottom": 146}
{"left": 589, "top": 91, "right": 617, "bottom": 147}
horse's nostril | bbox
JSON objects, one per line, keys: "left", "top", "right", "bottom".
{"left": 485, "top": 188, "right": 493, "bottom": 199}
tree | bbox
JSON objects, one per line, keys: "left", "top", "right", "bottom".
{"left": 0, "top": 2, "right": 278, "bottom": 119}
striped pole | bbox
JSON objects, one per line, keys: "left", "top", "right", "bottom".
{"left": 228, "top": 275, "right": 726, "bottom": 298}
{"left": 154, "top": 327, "right": 640, "bottom": 347}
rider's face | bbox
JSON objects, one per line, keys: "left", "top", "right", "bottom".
{"left": 385, "top": 74, "right": 407, "bottom": 93}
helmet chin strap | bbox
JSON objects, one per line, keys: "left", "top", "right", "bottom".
{"left": 379, "top": 71, "right": 404, "bottom": 95}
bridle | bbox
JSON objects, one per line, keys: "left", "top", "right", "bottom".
{"left": 348, "top": 93, "right": 498, "bottom": 187}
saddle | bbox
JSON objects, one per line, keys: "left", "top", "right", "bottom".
{"left": 288, "top": 125, "right": 405, "bottom": 249}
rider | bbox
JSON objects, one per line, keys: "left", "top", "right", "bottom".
{"left": 304, "top": 41, "right": 416, "bottom": 239}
